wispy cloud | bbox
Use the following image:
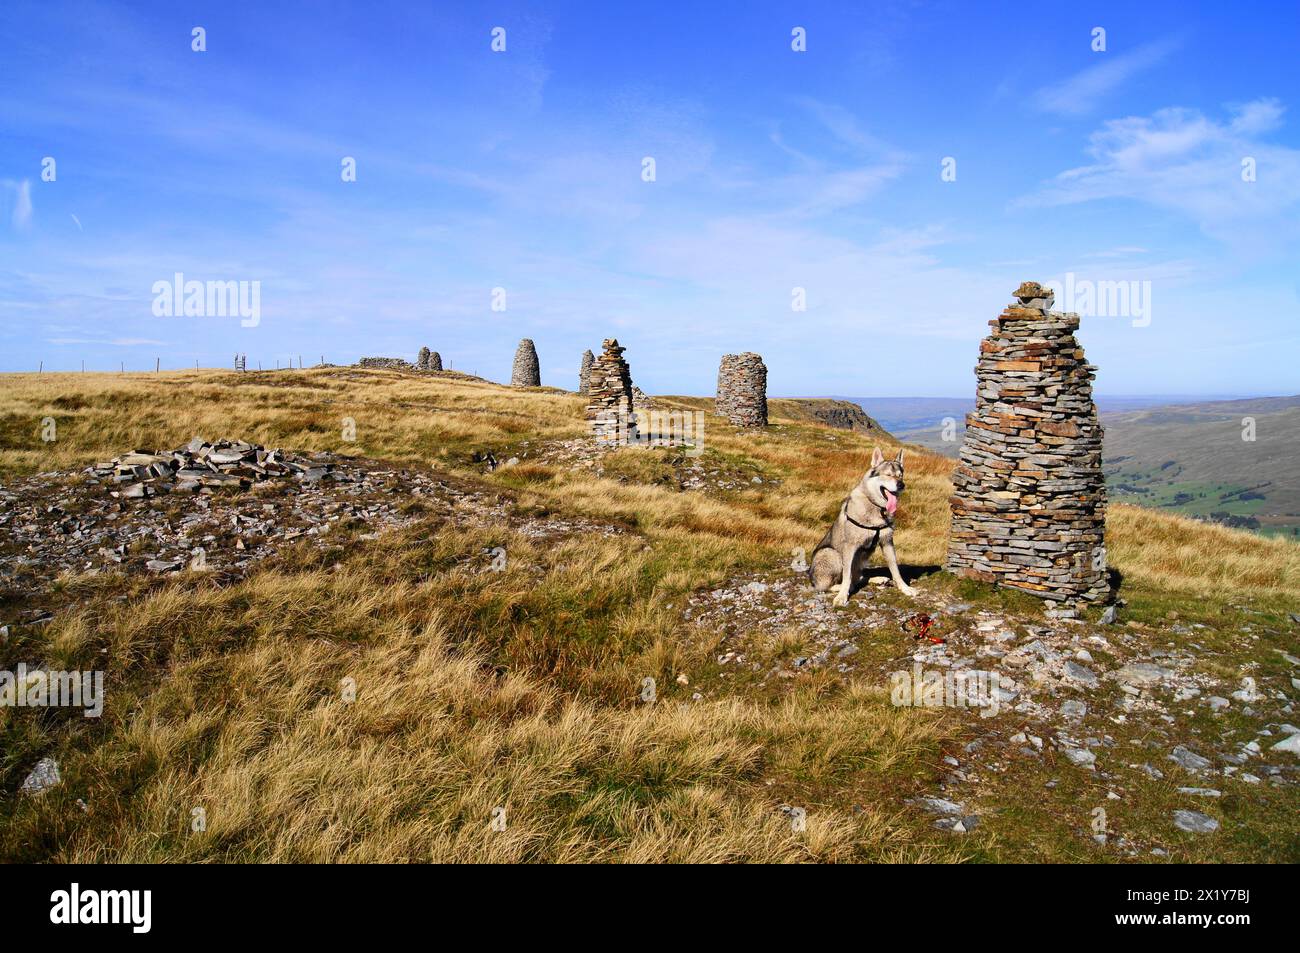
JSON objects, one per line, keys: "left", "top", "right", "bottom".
{"left": 2, "top": 179, "right": 33, "bottom": 228}
{"left": 1034, "top": 37, "right": 1180, "bottom": 116}
{"left": 1021, "top": 99, "right": 1300, "bottom": 246}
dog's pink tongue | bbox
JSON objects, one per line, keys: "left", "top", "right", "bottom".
{"left": 885, "top": 490, "right": 898, "bottom": 515}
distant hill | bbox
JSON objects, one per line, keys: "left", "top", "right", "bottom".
{"left": 662, "top": 396, "right": 887, "bottom": 434}
{"left": 771, "top": 398, "right": 885, "bottom": 434}
{"left": 1102, "top": 396, "right": 1300, "bottom": 539}
{"left": 832, "top": 394, "right": 1300, "bottom": 540}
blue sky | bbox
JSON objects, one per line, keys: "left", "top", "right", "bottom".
{"left": 2, "top": 0, "right": 1298, "bottom": 396}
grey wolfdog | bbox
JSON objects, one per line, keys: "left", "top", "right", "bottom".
{"left": 810, "top": 447, "right": 917, "bottom": 605}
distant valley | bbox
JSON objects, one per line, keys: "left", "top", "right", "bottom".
{"left": 826, "top": 395, "right": 1300, "bottom": 540}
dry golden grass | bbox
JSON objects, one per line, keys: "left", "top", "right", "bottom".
{"left": 1, "top": 368, "right": 1295, "bottom": 862}
{"left": 3, "top": 520, "right": 958, "bottom": 863}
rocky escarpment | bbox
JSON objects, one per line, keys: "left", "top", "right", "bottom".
{"left": 773, "top": 399, "right": 886, "bottom": 434}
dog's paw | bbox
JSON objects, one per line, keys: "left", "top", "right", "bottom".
{"left": 897, "top": 583, "right": 919, "bottom": 597}
{"left": 832, "top": 592, "right": 849, "bottom": 607}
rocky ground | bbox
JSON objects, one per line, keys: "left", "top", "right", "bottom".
{"left": 679, "top": 565, "right": 1300, "bottom": 853}
{"left": 0, "top": 440, "right": 622, "bottom": 631}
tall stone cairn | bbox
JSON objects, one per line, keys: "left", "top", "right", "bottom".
{"left": 584, "top": 338, "right": 633, "bottom": 445}
{"left": 715, "top": 352, "right": 768, "bottom": 427}
{"left": 417, "top": 347, "right": 431, "bottom": 370}
{"left": 428, "top": 351, "right": 443, "bottom": 371}
{"left": 511, "top": 338, "right": 540, "bottom": 387}
{"left": 578, "top": 349, "right": 594, "bottom": 395}
{"left": 946, "top": 282, "right": 1111, "bottom": 608}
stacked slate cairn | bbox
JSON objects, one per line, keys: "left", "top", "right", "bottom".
{"left": 511, "top": 339, "right": 541, "bottom": 387}
{"left": 584, "top": 338, "right": 634, "bottom": 446}
{"left": 715, "top": 352, "right": 768, "bottom": 428}
{"left": 946, "top": 281, "right": 1111, "bottom": 612}
{"left": 631, "top": 386, "right": 654, "bottom": 409}
{"left": 426, "top": 350, "right": 443, "bottom": 371}
{"left": 578, "top": 349, "right": 594, "bottom": 395}
{"left": 417, "top": 346, "right": 431, "bottom": 370}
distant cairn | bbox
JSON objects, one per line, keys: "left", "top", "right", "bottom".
{"left": 584, "top": 338, "right": 634, "bottom": 446}
{"left": 417, "top": 347, "right": 431, "bottom": 370}
{"left": 946, "top": 281, "right": 1111, "bottom": 613}
{"left": 511, "top": 339, "right": 540, "bottom": 387}
{"left": 715, "top": 352, "right": 768, "bottom": 428}
{"left": 578, "top": 349, "right": 594, "bottom": 395}
{"left": 427, "top": 351, "right": 443, "bottom": 371}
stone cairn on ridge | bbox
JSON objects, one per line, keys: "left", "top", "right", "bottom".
{"left": 578, "top": 349, "right": 594, "bottom": 395}
{"left": 357, "top": 356, "right": 415, "bottom": 370}
{"left": 511, "top": 338, "right": 541, "bottom": 387}
{"left": 584, "top": 339, "right": 634, "bottom": 446}
{"left": 358, "top": 353, "right": 444, "bottom": 372}
{"left": 714, "top": 352, "right": 768, "bottom": 428}
{"left": 946, "top": 281, "right": 1111, "bottom": 612}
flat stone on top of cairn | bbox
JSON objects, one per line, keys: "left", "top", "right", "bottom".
{"left": 584, "top": 338, "right": 634, "bottom": 446}
{"left": 945, "top": 281, "right": 1111, "bottom": 611}
{"left": 579, "top": 349, "right": 594, "bottom": 395}
{"left": 511, "top": 338, "right": 540, "bottom": 387}
{"left": 715, "top": 352, "right": 768, "bottom": 428}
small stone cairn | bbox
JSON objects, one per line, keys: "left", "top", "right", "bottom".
{"left": 946, "top": 282, "right": 1111, "bottom": 610}
{"left": 715, "top": 352, "right": 768, "bottom": 428}
{"left": 584, "top": 339, "right": 634, "bottom": 446}
{"left": 578, "top": 349, "right": 594, "bottom": 395}
{"left": 511, "top": 339, "right": 541, "bottom": 387}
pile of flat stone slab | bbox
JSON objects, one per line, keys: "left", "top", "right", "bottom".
{"left": 89, "top": 438, "right": 343, "bottom": 498}
{"left": 946, "top": 282, "right": 1111, "bottom": 611}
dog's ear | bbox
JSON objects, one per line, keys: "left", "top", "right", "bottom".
{"left": 870, "top": 446, "right": 884, "bottom": 468}
{"left": 895, "top": 448, "right": 904, "bottom": 466}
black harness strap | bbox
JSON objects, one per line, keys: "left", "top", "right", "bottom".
{"left": 845, "top": 511, "right": 887, "bottom": 533}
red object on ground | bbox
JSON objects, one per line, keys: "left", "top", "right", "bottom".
{"left": 904, "top": 612, "right": 945, "bottom": 644}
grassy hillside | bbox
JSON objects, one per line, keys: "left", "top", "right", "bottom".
{"left": 1103, "top": 397, "right": 1300, "bottom": 539}
{"left": 1, "top": 369, "right": 1297, "bottom": 862}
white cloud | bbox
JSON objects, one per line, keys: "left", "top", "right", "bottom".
{"left": 1034, "top": 38, "right": 1180, "bottom": 116}
{"left": 1022, "top": 99, "right": 1300, "bottom": 246}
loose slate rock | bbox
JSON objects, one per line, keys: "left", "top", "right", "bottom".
{"left": 1172, "top": 810, "right": 1219, "bottom": 834}
{"left": 1116, "top": 662, "right": 1174, "bottom": 686}
{"left": 1169, "top": 745, "right": 1212, "bottom": 772}
{"left": 20, "top": 757, "right": 61, "bottom": 795}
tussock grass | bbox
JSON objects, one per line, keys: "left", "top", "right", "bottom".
{"left": 1, "top": 520, "right": 957, "bottom": 863}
